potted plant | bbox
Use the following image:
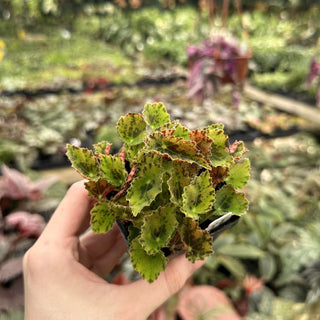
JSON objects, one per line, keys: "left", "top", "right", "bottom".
{"left": 187, "top": 35, "right": 251, "bottom": 107}
{"left": 66, "top": 102, "right": 250, "bottom": 282}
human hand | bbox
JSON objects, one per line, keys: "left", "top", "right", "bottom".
{"left": 23, "top": 180, "right": 205, "bottom": 320}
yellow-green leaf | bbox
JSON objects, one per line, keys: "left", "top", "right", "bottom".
{"left": 172, "top": 123, "right": 191, "bottom": 140}
{"left": 226, "top": 158, "right": 251, "bottom": 189}
{"left": 146, "top": 132, "right": 210, "bottom": 169}
{"left": 100, "top": 154, "right": 128, "bottom": 187}
{"left": 66, "top": 144, "right": 99, "bottom": 181}
{"left": 93, "top": 141, "right": 112, "bottom": 155}
{"left": 90, "top": 201, "right": 115, "bottom": 234}
{"left": 117, "top": 113, "right": 147, "bottom": 146}
{"left": 126, "top": 152, "right": 165, "bottom": 216}
{"left": 130, "top": 238, "right": 167, "bottom": 283}
{"left": 143, "top": 102, "right": 170, "bottom": 130}
{"left": 206, "top": 128, "right": 234, "bottom": 167}
{"left": 181, "top": 171, "right": 215, "bottom": 219}
{"left": 124, "top": 142, "right": 145, "bottom": 162}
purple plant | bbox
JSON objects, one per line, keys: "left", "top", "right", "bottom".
{"left": 187, "top": 36, "right": 249, "bottom": 107}
{"left": 306, "top": 56, "right": 320, "bottom": 107}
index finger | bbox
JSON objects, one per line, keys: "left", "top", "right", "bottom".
{"left": 43, "top": 180, "right": 93, "bottom": 239}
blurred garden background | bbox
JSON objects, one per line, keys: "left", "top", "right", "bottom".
{"left": 1, "top": 0, "right": 320, "bottom": 319}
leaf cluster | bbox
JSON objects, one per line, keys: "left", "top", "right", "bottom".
{"left": 66, "top": 102, "right": 250, "bottom": 282}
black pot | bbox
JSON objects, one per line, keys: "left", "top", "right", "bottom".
{"left": 116, "top": 212, "right": 240, "bottom": 255}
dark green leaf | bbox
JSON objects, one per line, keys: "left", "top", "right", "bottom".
{"left": 214, "top": 185, "right": 249, "bottom": 215}
{"left": 140, "top": 204, "right": 178, "bottom": 254}
{"left": 180, "top": 217, "right": 214, "bottom": 262}
{"left": 168, "top": 161, "right": 199, "bottom": 206}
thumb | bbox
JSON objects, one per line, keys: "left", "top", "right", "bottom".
{"left": 125, "top": 254, "right": 205, "bottom": 318}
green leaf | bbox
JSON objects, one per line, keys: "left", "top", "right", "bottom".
{"left": 226, "top": 158, "right": 251, "bottom": 189}
{"left": 90, "top": 201, "right": 115, "bottom": 234}
{"left": 93, "top": 141, "right": 111, "bottom": 155}
{"left": 146, "top": 132, "right": 210, "bottom": 169}
{"left": 108, "top": 202, "right": 133, "bottom": 220}
{"left": 143, "top": 102, "right": 170, "bottom": 130}
{"left": 180, "top": 217, "right": 214, "bottom": 263}
{"left": 159, "top": 121, "right": 191, "bottom": 140}
{"left": 126, "top": 152, "right": 165, "bottom": 216}
{"left": 100, "top": 154, "right": 128, "bottom": 187}
{"left": 127, "top": 224, "right": 141, "bottom": 244}
{"left": 218, "top": 244, "right": 265, "bottom": 259}
{"left": 147, "top": 172, "right": 171, "bottom": 209}
{"left": 206, "top": 128, "right": 234, "bottom": 167}
{"left": 124, "top": 142, "right": 145, "bottom": 162}
{"left": 181, "top": 171, "right": 215, "bottom": 219}
{"left": 66, "top": 144, "right": 99, "bottom": 181}
{"left": 204, "top": 123, "right": 225, "bottom": 130}
{"left": 217, "top": 255, "right": 246, "bottom": 278}
{"left": 130, "top": 238, "right": 167, "bottom": 283}
{"left": 214, "top": 184, "right": 249, "bottom": 215}
{"left": 117, "top": 113, "right": 147, "bottom": 145}
{"left": 168, "top": 161, "right": 199, "bottom": 206}
{"left": 259, "top": 253, "right": 277, "bottom": 281}
{"left": 140, "top": 204, "right": 178, "bottom": 254}
{"left": 84, "top": 178, "right": 109, "bottom": 199}
{"left": 172, "top": 123, "right": 191, "bottom": 140}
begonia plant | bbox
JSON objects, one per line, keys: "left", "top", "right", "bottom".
{"left": 66, "top": 102, "right": 250, "bottom": 282}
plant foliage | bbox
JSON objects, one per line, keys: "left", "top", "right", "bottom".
{"left": 66, "top": 102, "right": 250, "bottom": 282}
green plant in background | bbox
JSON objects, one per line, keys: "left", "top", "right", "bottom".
{"left": 96, "top": 5, "right": 206, "bottom": 63}
{"left": 0, "top": 98, "right": 79, "bottom": 170}
{"left": 66, "top": 102, "right": 250, "bottom": 282}
{"left": 228, "top": 10, "right": 319, "bottom": 99}
{"left": 194, "top": 133, "right": 320, "bottom": 317}
{"left": 0, "top": 38, "right": 5, "bottom": 63}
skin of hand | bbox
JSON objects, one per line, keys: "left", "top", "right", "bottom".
{"left": 23, "top": 180, "right": 205, "bottom": 320}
